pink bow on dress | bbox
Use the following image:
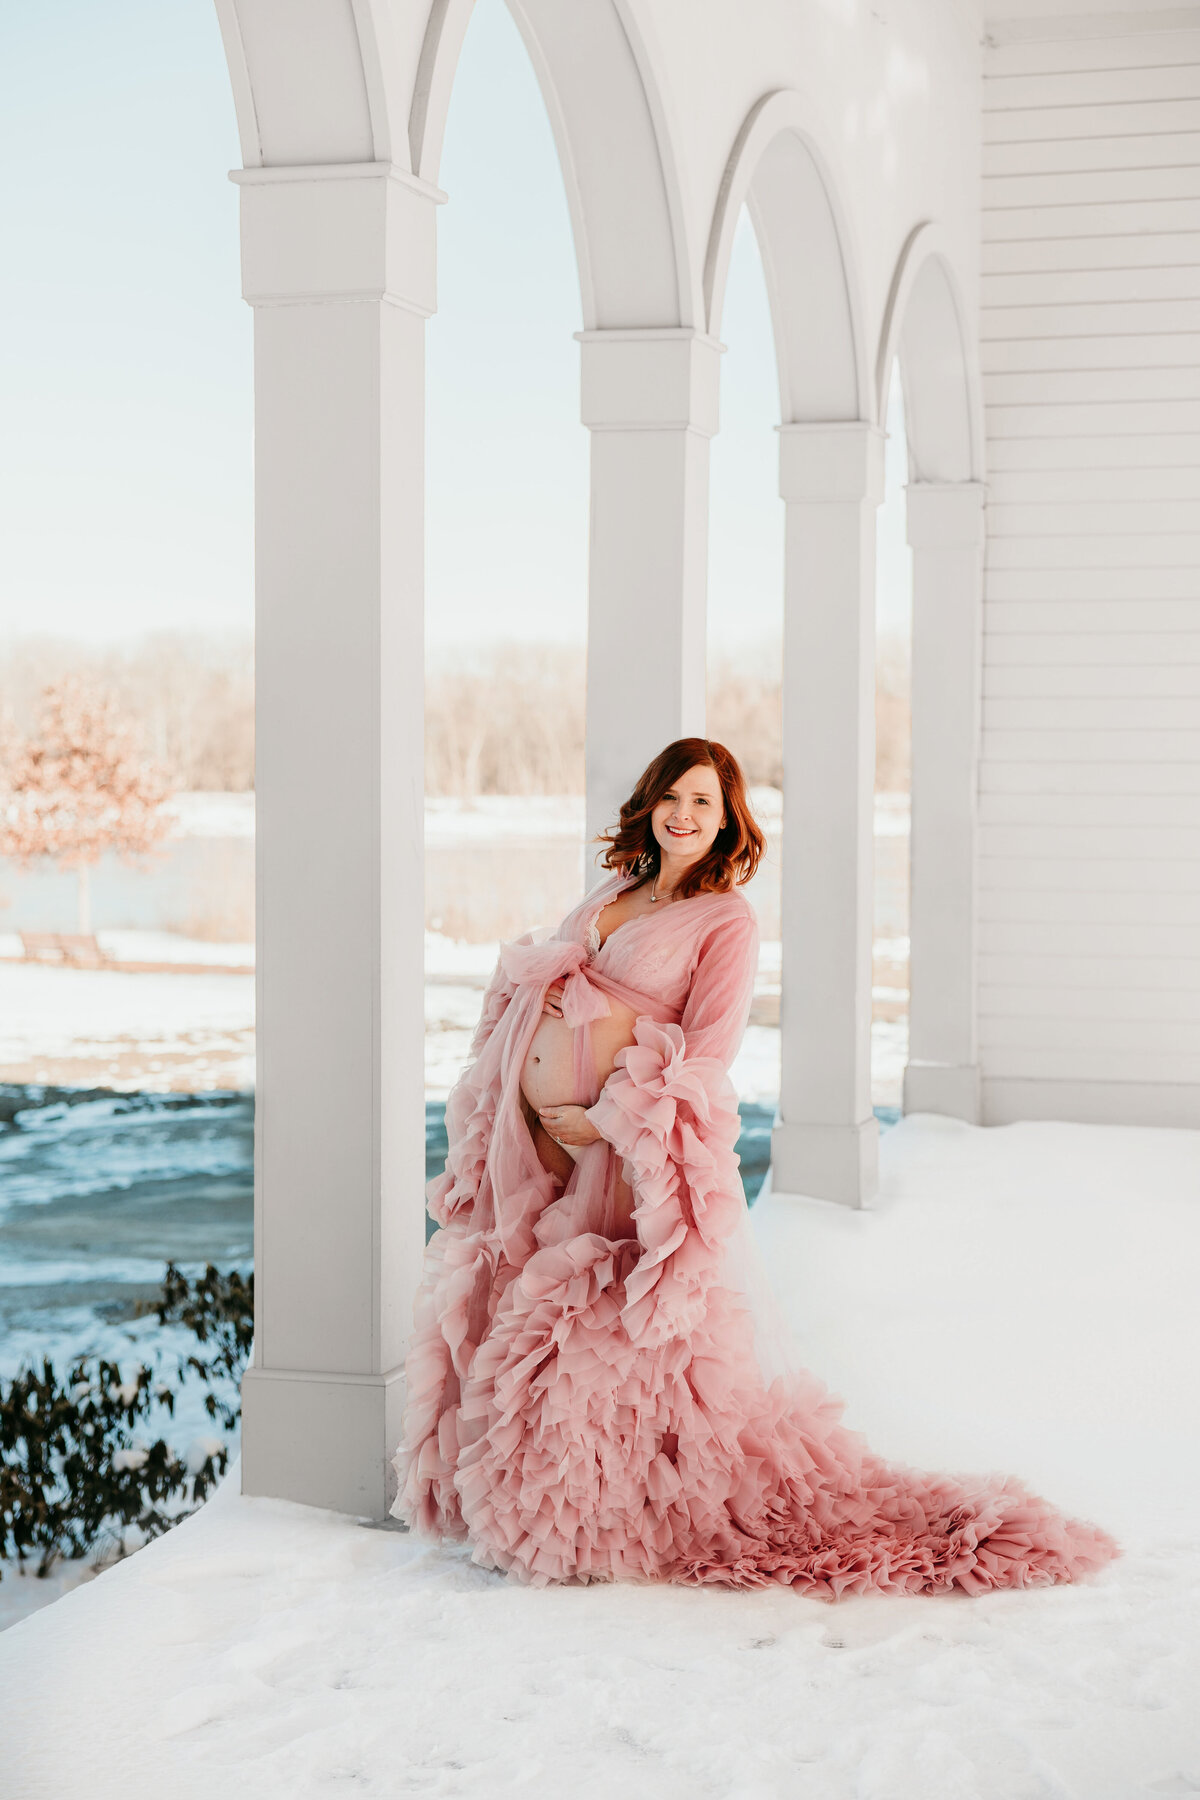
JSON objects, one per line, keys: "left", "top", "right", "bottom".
{"left": 498, "top": 939, "right": 612, "bottom": 1026}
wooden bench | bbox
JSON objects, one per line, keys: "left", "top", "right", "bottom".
{"left": 20, "top": 932, "right": 113, "bottom": 968}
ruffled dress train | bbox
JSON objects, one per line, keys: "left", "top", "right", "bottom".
{"left": 391, "top": 874, "right": 1120, "bottom": 1599}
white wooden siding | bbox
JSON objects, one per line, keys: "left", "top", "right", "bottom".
{"left": 980, "top": 8, "right": 1200, "bottom": 1127}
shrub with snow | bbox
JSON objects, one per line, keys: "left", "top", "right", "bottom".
{"left": 0, "top": 1261, "right": 252, "bottom": 1580}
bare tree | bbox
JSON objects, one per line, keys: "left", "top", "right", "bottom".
{"left": 0, "top": 676, "right": 177, "bottom": 933}
{"left": 425, "top": 644, "right": 586, "bottom": 796}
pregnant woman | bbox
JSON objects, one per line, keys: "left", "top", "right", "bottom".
{"left": 392, "top": 737, "right": 1119, "bottom": 1597}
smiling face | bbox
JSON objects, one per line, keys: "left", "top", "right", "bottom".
{"left": 649, "top": 762, "right": 727, "bottom": 869}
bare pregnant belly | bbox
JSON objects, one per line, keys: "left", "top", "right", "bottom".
{"left": 520, "top": 997, "right": 641, "bottom": 1116}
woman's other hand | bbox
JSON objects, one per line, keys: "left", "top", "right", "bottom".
{"left": 542, "top": 980, "right": 566, "bottom": 1018}
{"left": 538, "top": 1104, "right": 602, "bottom": 1148}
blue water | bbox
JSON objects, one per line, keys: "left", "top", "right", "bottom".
{"left": 0, "top": 1087, "right": 900, "bottom": 1379}
{"left": 0, "top": 1087, "right": 253, "bottom": 1380}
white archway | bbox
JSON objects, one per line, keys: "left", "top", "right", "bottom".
{"left": 876, "top": 221, "right": 983, "bottom": 484}
{"left": 214, "top": 0, "right": 714, "bottom": 1513}
{"left": 216, "top": 0, "right": 698, "bottom": 330}
{"left": 705, "top": 88, "right": 868, "bottom": 425}
{"left": 412, "top": 0, "right": 699, "bottom": 330}
{"left": 877, "top": 224, "right": 987, "bottom": 1126}
{"left": 412, "top": 0, "right": 715, "bottom": 849}
{"left": 705, "top": 91, "right": 881, "bottom": 1207}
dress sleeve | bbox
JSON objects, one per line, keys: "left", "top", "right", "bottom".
{"left": 426, "top": 931, "right": 531, "bottom": 1228}
{"left": 583, "top": 902, "right": 760, "bottom": 1346}
{"left": 467, "top": 938, "right": 524, "bottom": 1059}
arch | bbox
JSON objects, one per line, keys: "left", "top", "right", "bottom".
{"left": 213, "top": 0, "right": 384, "bottom": 168}
{"left": 413, "top": 0, "right": 697, "bottom": 329}
{"left": 876, "top": 223, "right": 983, "bottom": 484}
{"left": 215, "top": 0, "right": 696, "bottom": 333}
{"left": 704, "top": 90, "right": 869, "bottom": 425}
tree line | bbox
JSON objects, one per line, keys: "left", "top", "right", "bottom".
{"left": 0, "top": 629, "right": 911, "bottom": 798}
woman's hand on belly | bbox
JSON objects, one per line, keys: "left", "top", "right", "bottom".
{"left": 542, "top": 980, "right": 565, "bottom": 1018}
{"left": 538, "top": 1104, "right": 602, "bottom": 1149}
{"left": 523, "top": 997, "right": 642, "bottom": 1122}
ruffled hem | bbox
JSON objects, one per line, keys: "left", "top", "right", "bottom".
{"left": 394, "top": 1208, "right": 1121, "bottom": 1598}
{"left": 672, "top": 1448, "right": 1121, "bottom": 1600}
{"left": 585, "top": 1016, "right": 746, "bottom": 1347}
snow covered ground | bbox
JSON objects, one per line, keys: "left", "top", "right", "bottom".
{"left": 0, "top": 948, "right": 256, "bottom": 1091}
{"left": 165, "top": 792, "right": 256, "bottom": 839}
{"left": 2, "top": 1113, "right": 1196, "bottom": 1800}
{"left": 0, "top": 924, "right": 905, "bottom": 1105}
{"left": 422, "top": 787, "right": 792, "bottom": 844}
{"left": 0, "top": 931, "right": 256, "bottom": 967}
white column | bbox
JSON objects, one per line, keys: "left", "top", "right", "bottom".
{"left": 903, "top": 481, "right": 986, "bottom": 1122}
{"left": 232, "top": 162, "right": 441, "bottom": 1516}
{"left": 577, "top": 329, "right": 722, "bottom": 863}
{"left": 772, "top": 422, "right": 884, "bottom": 1207}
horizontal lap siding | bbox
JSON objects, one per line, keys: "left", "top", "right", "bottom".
{"left": 980, "top": 15, "right": 1200, "bottom": 1124}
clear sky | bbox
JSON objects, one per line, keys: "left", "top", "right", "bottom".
{"left": 0, "top": 0, "right": 910, "bottom": 656}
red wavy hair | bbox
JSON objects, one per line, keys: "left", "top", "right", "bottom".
{"left": 596, "top": 738, "right": 765, "bottom": 899}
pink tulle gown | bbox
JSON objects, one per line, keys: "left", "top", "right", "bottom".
{"left": 391, "top": 870, "right": 1120, "bottom": 1598}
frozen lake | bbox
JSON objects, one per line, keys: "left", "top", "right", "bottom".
{"left": 0, "top": 1087, "right": 254, "bottom": 1384}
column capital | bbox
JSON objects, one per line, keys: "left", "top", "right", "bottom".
{"left": 905, "top": 481, "right": 987, "bottom": 550}
{"left": 231, "top": 161, "right": 446, "bottom": 316}
{"left": 777, "top": 421, "right": 885, "bottom": 505}
{"left": 575, "top": 329, "right": 724, "bottom": 435}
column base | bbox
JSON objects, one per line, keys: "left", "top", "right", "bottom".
{"left": 770, "top": 1117, "right": 879, "bottom": 1208}
{"left": 240, "top": 1364, "right": 407, "bottom": 1519}
{"left": 903, "top": 1061, "right": 980, "bottom": 1123}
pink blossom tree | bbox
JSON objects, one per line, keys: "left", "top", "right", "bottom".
{"left": 0, "top": 676, "right": 177, "bottom": 935}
